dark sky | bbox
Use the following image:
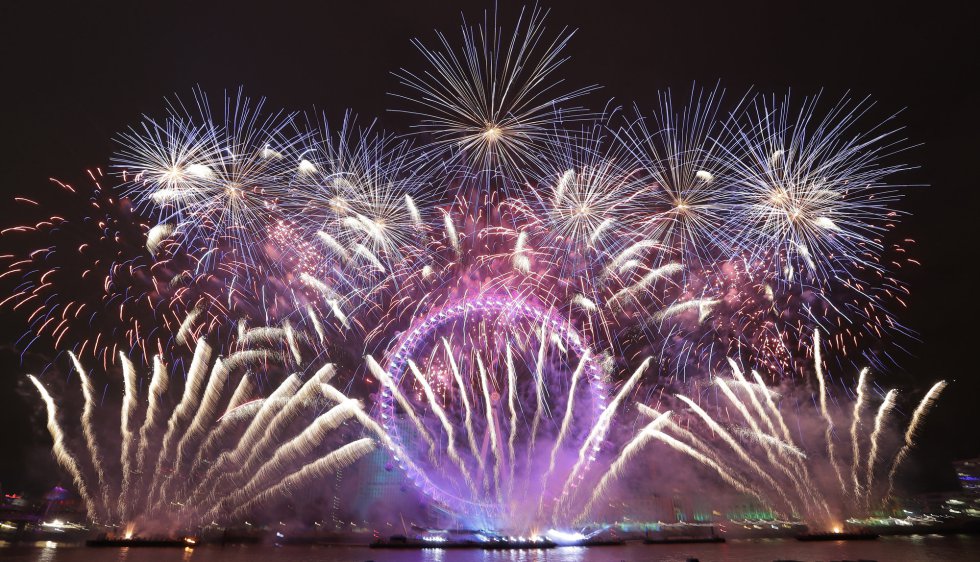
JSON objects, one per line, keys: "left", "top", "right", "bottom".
{"left": 1, "top": 1, "right": 977, "bottom": 494}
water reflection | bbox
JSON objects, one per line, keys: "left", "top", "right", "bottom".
{"left": 1, "top": 536, "right": 978, "bottom": 562}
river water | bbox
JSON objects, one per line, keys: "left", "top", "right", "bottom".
{"left": 2, "top": 535, "right": 978, "bottom": 561}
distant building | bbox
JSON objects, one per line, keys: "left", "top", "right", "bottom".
{"left": 894, "top": 457, "right": 980, "bottom": 519}
{"left": 954, "top": 457, "right": 980, "bottom": 496}
{"left": 951, "top": 457, "right": 980, "bottom": 517}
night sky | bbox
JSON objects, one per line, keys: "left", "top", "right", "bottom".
{"left": 1, "top": 1, "right": 977, "bottom": 495}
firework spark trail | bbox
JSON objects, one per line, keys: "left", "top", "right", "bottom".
{"left": 527, "top": 324, "right": 549, "bottom": 462}
{"left": 505, "top": 343, "right": 519, "bottom": 495}
{"left": 637, "top": 404, "right": 746, "bottom": 479}
{"left": 307, "top": 305, "right": 326, "bottom": 343}
{"left": 648, "top": 430, "right": 769, "bottom": 506}
{"left": 728, "top": 357, "right": 794, "bottom": 462}
{"left": 653, "top": 298, "right": 719, "bottom": 323}
{"left": 443, "top": 338, "right": 483, "bottom": 474}
{"left": 118, "top": 353, "right": 139, "bottom": 519}
{"left": 190, "top": 373, "right": 257, "bottom": 478}
{"left": 366, "top": 355, "right": 438, "bottom": 463}
{"left": 675, "top": 393, "right": 795, "bottom": 511}
{"left": 329, "top": 299, "right": 350, "bottom": 329}
{"left": 714, "top": 377, "right": 815, "bottom": 513}
{"left": 513, "top": 230, "right": 531, "bottom": 273}
{"left": 543, "top": 350, "right": 590, "bottom": 487}
{"left": 637, "top": 404, "right": 709, "bottom": 450}
{"left": 814, "top": 329, "right": 848, "bottom": 495}
{"left": 284, "top": 321, "right": 302, "bottom": 364}
{"left": 223, "top": 438, "right": 376, "bottom": 522}
{"left": 444, "top": 212, "right": 460, "bottom": 255}
{"left": 752, "top": 371, "right": 793, "bottom": 444}
{"left": 218, "top": 400, "right": 361, "bottom": 516}
{"left": 555, "top": 169, "right": 574, "bottom": 202}
{"left": 217, "top": 401, "right": 264, "bottom": 424}
{"left": 720, "top": 94, "right": 909, "bottom": 282}
{"left": 189, "top": 375, "right": 302, "bottom": 505}
{"left": 320, "top": 383, "right": 429, "bottom": 481}
{"left": 573, "top": 294, "right": 597, "bottom": 311}
{"left": 637, "top": 404, "right": 759, "bottom": 497}
{"left": 169, "top": 351, "right": 275, "bottom": 500}
{"left": 145, "top": 223, "right": 173, "bottom": 255}
{"left": 208, "top": 366, "right": 335, "bottom": 500}
{"left": 179, "top": 402, "right": 272, "bottom": 521}
{"left": 476, "top": 353, "right": 504, "bottom": 500}
{"left": 298, "top": 276, "right": 349, "bottom": 329}
{"left": 393, "top": 3, "right": 597, "bottom": 174}
{"left": 135, "top": 356, "right": 169, "bottom": 500}
{"left": 618, "top": 259, "right": 641, "bottom": 273}
{"left": 175, "top": 307, "right": 201, "bottom": 346}
{"left": 609, "top": 263, "right": 684, "bottom": 306}
{"left": 354, "top": 244, "right": 386, "bottom": 272}
{"left": 68, "top": 351, "right": 111, "bottom": 518}
{"left": 850, "top": 367, "right": 870, "bottom": 496}
{"left": 748, "top": 369, "right": 828, "bottom": 517}
{"left": 578, "top": 357, "right": 651, "bottom": 461}
{"left": 727, "top": 359, "right": 778, "bottom": 438}
{"left": 575, "top": 410, "right": 673, "bottom": 523}
{"left": 242, "top": 363, "right": 336, "bottom": 460}
{"left": 559, "top": 357, "right": 650, "bottom": 515}
{"left": 347, "top": 215, "right": 387, "bottom": 247}
{"left": 316, "top": 230, "right": 349, "bottom": 259}
{"left": 730, "top": 362, "right": 825, "bottom": 513}
{"left": 589, "top": 217, "right": 614, "bottom": 243}
{"left": 865, "top": 388, "right": 898, "bottom": 506}
{"left": 226, "top": 372, "right": 256, "bottom": 412}
{"left": 146, "top": 339, "right": 212, "bottom": 510}
{"left": 239, "top": 327, "right": 287, "bottom": 348}
{"left": 885, "top": 380, "right": 947, "bottom": 500}
{"left": 28, "top": 375, "right": 99, "bottom": 519}
{"left": 603, "top": 239, "right": 658, "bottom": 278}
{"left": 405, "top": 194, "right": 423, "bottom": 227}
{"left": 31, "top": 327, "right": 389, "bottom": 530}
{"left": 300, "top": 273, "right": 335, "bottom": 297}
{"left": 169, "top": 358, "right": 231, "bottom": 493}
{"left": 676, "top": 393, "right": 775, "bottom": 472}
{"left": 733, "top": 428, "right": 806, "bottom": 458}
{"left": 408, "top": 360, "right": 477, "bottom": 494}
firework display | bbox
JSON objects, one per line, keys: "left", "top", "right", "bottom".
{"left": 2, "top": 5, "right": 943, "bottom": 537}
{"left": 26, "top": 324, "right": 387, "bottom": 534}
{"left": 581, "top": 330, "right": 946, "bottom": 529}
{"left": 375, "top": 297, "right": 617, "bottom": 530}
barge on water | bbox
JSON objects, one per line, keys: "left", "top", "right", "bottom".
{"left": 371, "top": 534, "right": 556, "bottom": 550}
{"left": 645, "top": 526, "right": 725, "bottom": 544}
{"left": 86, "top": 536, "right": 197, "bottom": 547}
{"left": 796, "top": 531, "right": 879, "bottom": 541}
{"left": 569, "top": 538, "right": 625, "bottom": 546}
{"left": 644, "top": 536, "right": 726, "bottom": 544}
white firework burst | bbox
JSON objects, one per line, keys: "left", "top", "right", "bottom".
{"left": 716, "top": 93, "right": 908, "bottom": 281}
{"left": 114, "top": 87, "right": 305, "bottom": 271}
{"left": 392, "top": 4, "right": 597, "bottom": 177}
{"left": 617, "top": 86, "right": 744, "bottom": 269}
